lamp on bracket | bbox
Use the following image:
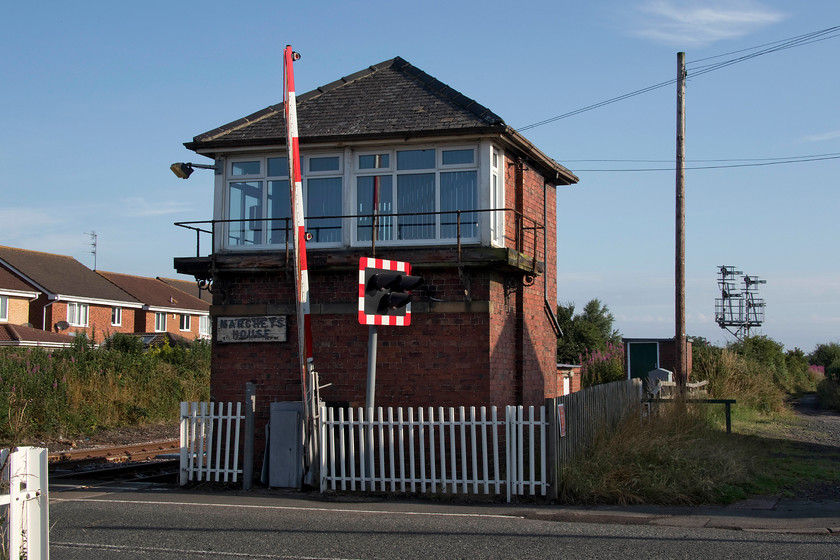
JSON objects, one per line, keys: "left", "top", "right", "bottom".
{"left": 170, "top": 162, "right": 219, "bottom": 179}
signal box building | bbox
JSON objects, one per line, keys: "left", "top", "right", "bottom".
{"left": 174, "top": 57, "right": 578, "bottom": 428}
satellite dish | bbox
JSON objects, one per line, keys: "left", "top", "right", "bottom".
{"left": 55, "top": 321, "right": 70, "bottom": 331}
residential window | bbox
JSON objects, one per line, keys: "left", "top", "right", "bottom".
{"left": 154, "top": 312, "right": 166, "bottom": 332}
{"left": 490, "top": 147, "right": 504, "bottom": 245}
{"left": 67, "top": 302, "right": 89, "bottom": 327}
{"left": 111, "top": 307, "right": 122, "bottom": 326}
{"left": 180, "top": 314, "right": 191, "bottom": 331}
{"left": 0, "top": 296, "right": 7, "bottom": 322}
{"left": 305, "top": 155, "right": 343, "bottom": 244}
{"left": 199, "top": 315, "right": 211, "bottom": 337}
{"left": 358, "top": 147, "right": 478, "bottom": 243}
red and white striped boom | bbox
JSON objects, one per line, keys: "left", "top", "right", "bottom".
{"left": 283, "top": 45, "right": 318, "bottom": 482}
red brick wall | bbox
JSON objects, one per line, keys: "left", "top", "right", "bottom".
{"left": 29, "top": 297, "right": 137, "bottom": 343}
{"left": 209, "top": 151, "right": 561, "bottom": 465}
{"left": 500, "top": 155, "right": 559, "bottom": 406}
{"left": 134, "top": 310, "right": 206, "bottom": 339}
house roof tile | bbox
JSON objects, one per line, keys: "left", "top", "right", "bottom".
{"left": 157, "top": 277, "right": 210, "bottom": 302}
{"left": 97, "top": 271, "right": 209, "bottom": 312}
{"left": 0, "top": 266, "right": 38, "bottom": 294}
{"left": 0, "top": 323, "right": 75, "bottom": 346}
{"left": 0, "top": 246, "right": 140, "bottom": 304}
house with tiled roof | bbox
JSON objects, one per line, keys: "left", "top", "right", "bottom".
{"left": 0, "top": 265, "right": 39, "bottom": 326}
{"left": 174, "top": 57, "right": 578, "bottom": 426}
{"left": 97, "top": 271, "right": 210, "bottom": 340}
{"left": 0, "top": 246, "right": 142, "bottom": 343}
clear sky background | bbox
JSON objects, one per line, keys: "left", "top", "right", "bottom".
{"left": 1, "top": 1, "right": 838, "bottom": 352}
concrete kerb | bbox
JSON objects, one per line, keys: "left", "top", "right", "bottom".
{"left": 514, "top": 496, "right": 840, "bottom": 535}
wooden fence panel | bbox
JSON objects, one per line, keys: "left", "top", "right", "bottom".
{"left": 554, "top": 379, "right": 643, "bottom": 469}
{"left": 180, "top": 401, "right": 244, "bottom": 485}
{"left": 320, "top": 405, "right": 546, "bottom": 502}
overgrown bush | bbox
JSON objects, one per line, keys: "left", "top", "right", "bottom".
{"left": 728, "top": 336, "right": 816, "bottom": 394}
{"left": 691, "top": 344, "right": 784, "bottom": 413}
{"left": 0, "top": 340, "right": 210, "bottom": 445}
{"left": 580, "top": 342, "right": 625, "bottom": 388}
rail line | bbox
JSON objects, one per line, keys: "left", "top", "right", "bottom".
{"left": 49, "top": 439, "right": 180, "bottom": 483}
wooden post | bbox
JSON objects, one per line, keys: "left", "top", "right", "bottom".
{"left": 545, "top": 398, "right": 559, "bottom": 501}
{"left": 243, "top": 382, "right": 256, "bottom": 490}
{"left": 675, "top": 52, "right": 687, "bottom": 387}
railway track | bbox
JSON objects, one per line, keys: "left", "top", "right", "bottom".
{"left": 49, "top": 439, "right": 180, "bottom": 483}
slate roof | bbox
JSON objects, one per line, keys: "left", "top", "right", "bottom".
{"left": 185, "top": 57, "right": 577, "bottom": 185}
{"left": 0, "top": 323, "right": 75, "bottom": 347}
{"left": 0, "top": 246, "right": 140, "bottom": 304}
{"left": 97, "top": 271, "right": 209, "bottom": 312}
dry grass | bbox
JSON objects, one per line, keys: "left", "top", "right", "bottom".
{"left": 558, "top": 401, "right": 755, "bottom": 505}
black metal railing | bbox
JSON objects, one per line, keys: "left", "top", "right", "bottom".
{"left": 175, "top": 208, "right": 544, "bottom": 265}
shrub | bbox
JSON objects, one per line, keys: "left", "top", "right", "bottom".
{"left": 0, "top": 340, "right": 210, "bottom": 445}
{"left": 817, "top": 377, "right": 840, "bottom": 411}
{"left": 691, "top": 345, "right": 783, "bottom": 413}
{"left": 580, "top": 342, "right": 625, "bottom": 388}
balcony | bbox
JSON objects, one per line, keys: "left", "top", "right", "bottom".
{"left": 174, "top": 208, "right": 546, "bottom": 280}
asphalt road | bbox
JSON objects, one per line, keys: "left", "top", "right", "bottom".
{"left": 49, "top": 484, "right": 838, "bottom": 560}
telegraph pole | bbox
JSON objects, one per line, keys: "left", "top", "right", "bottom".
{"left": 675, "top": 52, "right": 687, "bottom": 387}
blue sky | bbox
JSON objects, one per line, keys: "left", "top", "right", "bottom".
{"left": 1, "top": 1, "right": 838, "bottom": 352}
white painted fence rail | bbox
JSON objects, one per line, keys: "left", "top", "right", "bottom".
{"left": 1, "top": 447, "right": 49, "bottom": 560}
{"left": 319, "top": 405, "right": 547, "bottom": 502}
{"left": 180, "top": 402, "right": 244, "bottom": 485}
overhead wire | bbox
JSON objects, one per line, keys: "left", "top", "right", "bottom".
{"left": 570, "top": 153, "right": 840, "bottom": 172}
{"left": 515, "top": 25, "right": 840, "bottom": 132}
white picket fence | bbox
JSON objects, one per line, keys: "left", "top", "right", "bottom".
{"left": 319, "top": 405, "right": 547, "bottom": 502}
{"left": 1, "top": 447, "right": 49, "bottom": 560}
{"left": 180, "top": 402, "right": 244, "bottom": 485}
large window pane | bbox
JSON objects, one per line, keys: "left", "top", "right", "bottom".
{"left": 397, "top": 173, "right": 435, "bottom": 239}
{"left": 267, "top": 180, "right": 291, "bottom": 245}
{"left": 397, "top": 150, "right": 435, "bottom": 170}
{"left": 357, "top": 175, "right": 393, "bottom": 241}
{"left": 231, "top": 161, "right": 260, "bottom": 176}
{"left": 0, "top": 296, "right": 7, "bottom": 321}
{"left": 441, "top": 171, "right": 478, "bottom": 238}
{"left": 228, "top": 181, "right": 263, "bottom": 245}
{"left": 307, "top": 177, "right": 342, "bottom": 243}
{"left": 267, "top": 157, "right": 289, "bottom": 177}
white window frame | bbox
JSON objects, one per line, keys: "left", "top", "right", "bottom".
{"left": 67, "top": 302, "right": 89, "bottom": 327}
{"left": 199, "top": 315, "right": 211, "bottom": 337}
{"left": 350, "top": 144, "right": 481, "bottom": 247}
{"left": 220, "top": 144, "right": 501, "bottom": 251}
{"left": 179, "top": 314, "right": 191, "bottom": 332}
{"left": 303, "top": 153, "right": 344, "bottom": 248}
{"left": 0, "top": 295, "right": 7, "bottom": 322}
{"left": 154, "top": 312, "right": 167, "bottom": 332}
{"left": 111, "top": 307, "right": 122, "bottom": 327}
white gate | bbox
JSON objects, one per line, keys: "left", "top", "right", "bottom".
{"left": 1, "top": 447, "right": 49, "bottom": 560}
{"left": 180, "top": 402, "right": 244, "bottom": 485}
{"left": 319, "top": 405, "right": 547, "bottom": 502}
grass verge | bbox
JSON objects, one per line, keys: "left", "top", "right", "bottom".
{"left": 557, "top": 400, "right": 840, "bottom": 505}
